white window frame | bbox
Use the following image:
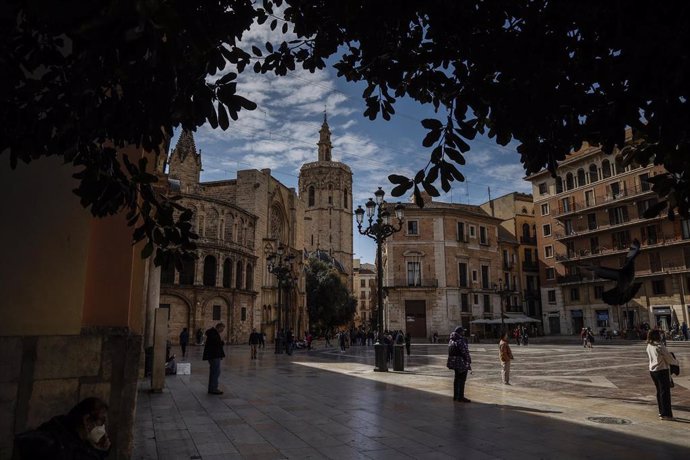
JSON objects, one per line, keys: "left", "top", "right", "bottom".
{"left": 544, "top": 245, "right": 554, "bottom": 258}
{"left": 543, "top": 224, "right": 552, "bottom": 237}
{"left": 541, "top": 203, "right": 550, "bottom": 216}
{"left": 406, "top": 220, "right": 419, "bottom": 236}
{"left": 468, "top": 225, "right": 476, "bottom": 238}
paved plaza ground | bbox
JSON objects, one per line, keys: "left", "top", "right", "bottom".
{"left": 132, "top": 337, "right": 690, "bottom": 459}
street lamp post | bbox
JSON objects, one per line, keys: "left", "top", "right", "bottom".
{"left": 267, "top": 243, "right": 296, "bottom": 354}
{"left": 494, "top": 278, "right": 508, "bottom": 334}
{"left": 354, "top": 187, "right": 404, "bottom": 372}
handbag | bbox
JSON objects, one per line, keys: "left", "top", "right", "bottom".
{"left": 670, "top": 352, "right": 680, "bottom": 376}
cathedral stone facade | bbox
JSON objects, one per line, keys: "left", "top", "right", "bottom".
{"left": 159, "top": 117, "right": 351, "bottom": 344}
{"left": 299, "top": 116, "right": 354, "bottom": 290}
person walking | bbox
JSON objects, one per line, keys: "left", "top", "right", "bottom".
{"left": 404, "top": 331, "right": 412, "bottom": 356}
{"left": 179, "top": 327, "right": 189, "bottom": 359}
{"left": 248, "top": 328, "right": 261, "bottom": 360}
{"left": 203, "top": 323, "right": 226, "bottom": 395}
{"left": 499, "top": 331, "right": 514, "bottom": 385}
{"left": 447, "top": 326, "right": 472, "bottom": 402}
{"left": 682, "top": 321, "right": 688, "bottom": 341}
{"left": 646, "top": 329, "right": 679, "bottom": 420}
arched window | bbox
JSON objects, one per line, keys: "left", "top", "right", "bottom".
{"left": 602, "top": 159, "right": 612, "bottom": 178}
{"left": 236, "top": 260, "right": 243, "bottom": 289}
{"left": 206, "top": 209, "right": 219, "bottom": 239}
{"left": 160, "top": 260, "right": 175, "bottom": 284}
{"left": 245, "top": 263, "right": 253, "bottom": 290}
{"left": 203, "top": 255, "right": 217, "bottom": 286}
{"left": 178, "top": 257, "right": 195, "bottom": 285}
{"left": 222, "top": 258, "right": 232, "bottom": 288}
{"left": 308, "top": 186, "right": 315, "bottom": 207}
{"left": 225, "top": 214, "right": 234, "bottom": 241}
{"left": 577, "top": 168, "right": 586, "bottom": 187}
{"left": 343, "top": 188, "right": 348, "bottom": 209}
{"left": 589, "top": 164, "right": 598, "bottom": 183}
{"left": 565, "top": 173, "right": 574, "bottom": 190}
{"left": 556, "top": 176, "right": 563, "bottom": 194}
{"left": 522, "top": 223, "right": 531, "bottom": 239}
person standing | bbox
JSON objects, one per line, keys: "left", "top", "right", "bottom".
{"left": 499, "top": 331, "right": 514, "bottom": 385}
{"left": 203, "top": 323, "right": 226, "bottom": 395}
{"left": 248, "top": 328, "right": 261, "bottom": 360}
{"left": 447, "top": 326, "right": 472, "bottom": 402}
{"left": 404, "top": 331, "right": 412, "bottom": 356}
{"left": 682, "top": 321, "right": 688, "bottom": 341}
{"left": 179, "top": 327, "right": 189, "bottom": 359}
{"left": 646, "top": 329, "right": 679, "bottom": 420}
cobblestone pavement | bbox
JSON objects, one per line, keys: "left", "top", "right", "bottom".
{"left": 133, "top": 339, "right": 690, "bottom": 459}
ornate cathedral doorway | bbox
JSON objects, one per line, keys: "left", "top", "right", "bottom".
{"left": 405, "top": 300, "right": 427, "bottom": 338}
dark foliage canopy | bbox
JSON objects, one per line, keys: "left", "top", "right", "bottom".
{"left": 3, "top": 1, "right": 688, "bottom": 263}
{"left": 305, "top": 260, "right": 356, "bottom": 331}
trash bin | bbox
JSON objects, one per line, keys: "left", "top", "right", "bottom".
{"left": 393, "top": 344, "right": 405, "bottom": 371}
{"left": 144, "top": 346, "right": 153, "bottom": 377}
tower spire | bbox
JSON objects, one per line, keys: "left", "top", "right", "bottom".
{"left": 317, "top": 114, "right": 332, "bottom": 161}
{"left": 172, "top": 129, "right": 199, "bottom": 162}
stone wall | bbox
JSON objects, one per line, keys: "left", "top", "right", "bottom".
{"left": 1, "top": 328, "right": 141, "bottom": 460}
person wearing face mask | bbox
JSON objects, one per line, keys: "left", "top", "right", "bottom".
{"left": 14, "top": 397, "right": 111, "bottom": 459}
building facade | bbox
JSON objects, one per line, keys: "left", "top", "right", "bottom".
{"left": 382, "top": 194, "right": 505, "bottom": 339}
{"left": 353, "top": 259, "right": 376, "bottom": 328}
{"left": 527, "top": 139, "right": 690, "bottom": 335}
{"left": 299, "top": 115, "right": 354, "bottom": 291}
{"left": 159, "top": 131, "right": 308, "bottom": 344}
{"left": 480, "top": 192, "right": 542, "bottom": 323}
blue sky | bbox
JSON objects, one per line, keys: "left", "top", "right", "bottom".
{"left": 169, "top": 19, "right": 532, "bottom": 265}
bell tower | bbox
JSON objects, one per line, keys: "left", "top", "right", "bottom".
{"left": 299, "top": 114, "right": 354, "bottom": 290}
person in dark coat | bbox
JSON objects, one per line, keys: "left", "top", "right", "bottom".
{"left": 248, "top": 328, "right": 261, "bottom": 360}
{"left": 14, "top": 397, "right": 111, "bottom": 459}
{"left": 179, "top": 327, "right": 189, "bottom": 358}
{"left": 203, "top": 323, "right": 226, "bottom": 394}
{"left": 404, "top": 332, "right": 412, "bottom": 356}
{"left": 447, "top": 326, "right": 472, "bottom": 402}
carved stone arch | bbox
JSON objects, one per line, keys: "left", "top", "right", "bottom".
{"left": 159, "top": 292, "right": 193, "bottom": 343}
{"left": 403, "top": 250, "right": 426, "bottom": 257}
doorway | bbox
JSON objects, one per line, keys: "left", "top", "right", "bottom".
{"left": 570, "top": 310, "right": 584, "bottom": 334}
{"left": 405, "top": 300, "right": 427, "bottom": 338}
{"left": 548, "top": 316, "right": 561, "bottom": 334}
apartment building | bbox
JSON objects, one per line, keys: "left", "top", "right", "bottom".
{"left": 481, "top": 192, "right": 542, "bottom": 321}
{"left": 353, "top": 259, "right": 376, "bottom": 328}
{"left": 527, "top": 140, "right": 690, "bottom": 335}
{"left": 382, "top": 194, "right": 505, "bottom": 338}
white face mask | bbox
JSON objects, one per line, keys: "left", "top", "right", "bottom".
{"left": 87, "top": 424, "right": 107, "bottom": 446}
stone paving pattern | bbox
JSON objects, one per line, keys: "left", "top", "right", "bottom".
{"left": 133, "top": 338, "right": 690, "bottom": 459}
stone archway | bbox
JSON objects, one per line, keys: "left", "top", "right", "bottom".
{"left": 159, "top": 293, "right": 192, "bottom": 344}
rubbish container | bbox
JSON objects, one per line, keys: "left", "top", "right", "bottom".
{"left": 144, "top": 346, "right": 153, "bottom": 377}
{"left": 393, "top": 344, "right": 405, "bottom": 371}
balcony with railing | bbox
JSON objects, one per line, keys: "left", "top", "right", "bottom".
{"left": 554, "top": 233, "right": 689, "bottom": 264}
{"left": 389, "top": 277, "right": 439, "bottom": 289}
{"left": 554, "top": 213, "right": 664, "bottom": 241}
{"left": 555, "top": 183, "right": 654, "bottom": 218}
{"left": 519, "top": 235, "right": 537, "bottom": 245}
